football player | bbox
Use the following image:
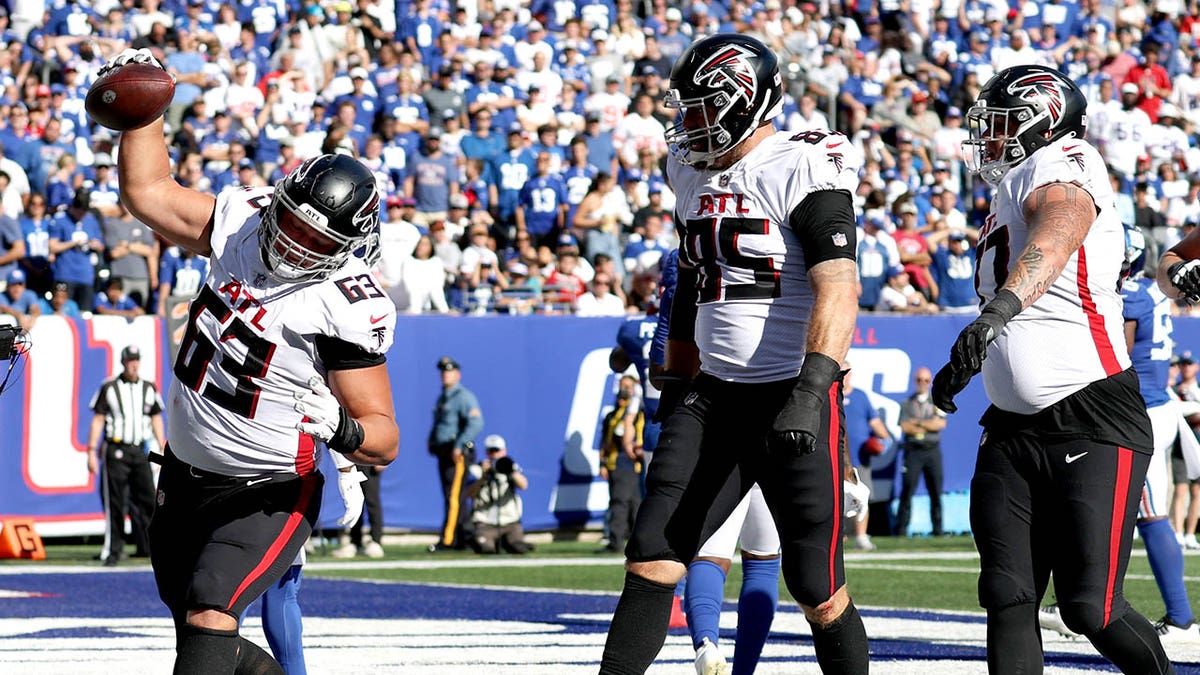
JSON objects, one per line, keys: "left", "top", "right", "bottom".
{"left": 933, "top": 65, "right": 1171, "bottom": 672}
{"left": 599, "top": 34, "right": 868, "bottom": 674}
{"left": 105, "top": 49, "right": 399, "bottom": 675}
{"left": 1043, "top": 227, "right": 1199, "bottom": 643}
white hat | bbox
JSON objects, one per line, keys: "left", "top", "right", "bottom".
{"left": 1121, "top": 82, "right": 1140, "bottom": 95}
{"left": 665, "top": 7, "right": 683, "bottom": 20}
{"left": 484, "top": 434, "right": 506, "bottom": 450}
{"left": 350, "top": 67, "right": 369, "bottom": 80}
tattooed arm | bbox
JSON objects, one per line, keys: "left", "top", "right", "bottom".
{"left": 1004, "top": 182, "right": 1098, "bottom": 309}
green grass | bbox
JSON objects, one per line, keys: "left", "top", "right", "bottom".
{"left": 21, "top": 536, "right": 1200, "bottom": 620}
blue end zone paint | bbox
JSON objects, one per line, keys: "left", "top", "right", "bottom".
{"left": 2, "top": 572, "right": 1198, "bottom": 673}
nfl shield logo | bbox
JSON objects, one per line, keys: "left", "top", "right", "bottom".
{"left": 718, "top": 174, "right": 730, "bottom": 187}
{"left": 832, "top": 232, "right": 848, "bottom": 247}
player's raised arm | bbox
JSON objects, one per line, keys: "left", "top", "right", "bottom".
{"left": 97, "top": 51, "right": 215, "bottom": 255}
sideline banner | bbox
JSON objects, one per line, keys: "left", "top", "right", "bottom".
{"left": 5, "top": 314, "right": 1195, "bottom": 536}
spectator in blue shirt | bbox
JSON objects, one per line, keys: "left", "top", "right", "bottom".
{"left": 48, "top": 191, "right": 104, "bottom": 313}
{"left": 229, "top": 22, "right": 272, "bottom": 81}
{"left": 333, "top": 69, "right": 381, "bottom": 130}
{"left": 236, "top": 0, "right": 285, "bottom": 49}
{"left": 94, "top": 277, "right": 144, "bottom": 320}
{"left": 165, "top": 30, "right": 210, "bottom": 128}
{"left": 562, "top": 137, "right": 600, "bottom": 227}
{"left": 400, "top": 0, "right": 444, "bottom": 66}
{"left": 18, "top": 193, "right": 52, "bottom": 295}
{"left": 466, "top": 61, "right": 520, "bottom": 137}
{"left": 582, "top": 113, "right": 618, "bottom": 177}
{"left": 516, "top": 152, "right": 569, "bottom": 244}
{"left": 0, "top": 268, "right": 39, "bottom": 329}
{"left": 405, "top": 133, "right": 460, "bottom": 228}
{"left": 37, "top": 281, "right": 81, "bottom": 319}
{"left": 929, "top": 229, "right": 979, "bottom": 314}
{"left": 460, "top": 110, "right": 504, "bottom": 162}
{"left": 157, "top": 246, "right": 209, "bottom": 317}
{"left": 485, "top": 126, "right": 538, "bottom": 233}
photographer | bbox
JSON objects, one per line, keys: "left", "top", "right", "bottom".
{"left": 466, "top": 434, "right": 533, "bottom": 554}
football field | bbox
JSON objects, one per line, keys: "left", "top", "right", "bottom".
{"left": 1, "top": 538, "right": 1200, "bottom": 674}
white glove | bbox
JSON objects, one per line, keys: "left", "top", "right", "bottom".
{"left": 295, "top": 376, "right": 340, "bottom": 443}
{"left": 97, "top": 48, "right": 171, "bottom": 79}
{"left": 337, "top": 468, "right": 367, "bottom": 528}
{"left": 844, "top": 468, "right": 871, "bottom": 522}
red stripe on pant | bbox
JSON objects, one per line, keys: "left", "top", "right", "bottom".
{"left": 1104, "top": 447, "right": 1134, "bottom": 626}
{"left": 827, "top": 381, "right": 842, "bottom": 597}
{"left": 226, "top": 475, "right": 318, "bottom": 611}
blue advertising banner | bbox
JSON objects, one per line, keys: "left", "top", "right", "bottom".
{"left": 4, "top": 314, "right": 1197, "bottom": 537}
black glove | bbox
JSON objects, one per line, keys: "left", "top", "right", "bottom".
{"left": 1169, "top": 260, "right": 1200, "bottom": 302}
{"left": 769, "top": 353, "right": 840, "bottom": 456}
{"left": 653, "top": 375, "right": 690, "bottom": 424}
{"left": 949, "top": 289, "right": 1022, "bottom": 374}
{"left": 931, "top": 362, "right": 975, "bottom": 413}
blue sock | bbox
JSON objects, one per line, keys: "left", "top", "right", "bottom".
{"left": 684, "top": 560, "right": 726, "bottom": 649}
{"left": 733, "top": 557, "right": 780, "bottom": 675}
{"left": 1139, "top": 519, "right": 1193, "bottom": 626}
{"left": 676, "top": 577, "right": 686, "bottom": 598}
{"left": 261, "top": 564, "right": 307, "bottom": 675}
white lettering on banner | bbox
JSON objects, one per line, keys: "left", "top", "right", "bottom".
{"left": 550, "top": 348, "right": 615, "bottom": 515}
{"left": 846, "top": 347, "right": 911, "bottom": 438}
{"left": 24, "top": 316, "right": 161, "bottom": 492}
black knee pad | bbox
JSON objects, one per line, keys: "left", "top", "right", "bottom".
{"left": 176, "top": 622, "right": 239, "bottom": 674}
{"left": 1058, "top": 599, "right": 1112, "bottom": 636}
{"left": 977, "top": 569, "right": 1037, "bottom": 611}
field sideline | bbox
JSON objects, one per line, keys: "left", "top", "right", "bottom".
{"left": 2, "top": 539, "right": 1200, "bottom": 673}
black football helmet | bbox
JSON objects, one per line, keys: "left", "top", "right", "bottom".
{"left": 259, "top": 154, "right": 380, "bottom": 282}
{"left": 664, "top": 34, "right": 784, "bottom": 168}
{"left": 963, "top": 64, "right": 1088, "bottom": 185}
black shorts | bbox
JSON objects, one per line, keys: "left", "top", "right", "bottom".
{"left": 627, "top": 371, "right": 847, "bottom": 606}
{"left": 971, "top": 372, "right": 1151, "bottom": 629}
{"left": 149, "top": 450, "right": 323, "bottom": 623}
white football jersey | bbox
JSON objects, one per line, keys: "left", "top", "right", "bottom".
{"left": 976, "top": 138, "right": 1129, "bottom": 415}
{"left": 668, "top": 130, "right": 863, "bottom": 383}
{"left": 168, "top": 187, "right": 396, "bottom": 476}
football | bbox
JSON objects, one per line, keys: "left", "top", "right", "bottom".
{"left": 85, "top": 63, "right": 175, "bottom": 132}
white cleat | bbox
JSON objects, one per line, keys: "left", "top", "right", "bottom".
{"left": 854, "top": 534, "right": 877, "bottom": 551}
{"left": 1039, "top": 604, "right": 1080, "bottom": 638}
{"left": 694, "top": 637, "right": 730, "bottom": 675}
{"left": 1155, "top": 616, "right": 1200, "bottom": 643}
{"left": 361, "top": 540, "right": 385, "bottom": 559}
{"left": 330, "top": 542, "right": 358, "bottom": 559}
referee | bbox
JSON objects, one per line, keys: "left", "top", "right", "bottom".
{"left": 87, "top": 345, "right": 165, "bottom": 566}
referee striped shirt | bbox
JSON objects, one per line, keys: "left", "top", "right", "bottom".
{"left": 90, "top": 377, "right": 163, "bottom": 446}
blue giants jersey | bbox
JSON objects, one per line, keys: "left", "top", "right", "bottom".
{"left": 1122, "top": 276, "right": 1172, "bottom": 407}
{"left": 616, "top": 315, "right": 660, "bottom": 418}
{"left": 518, "top": 174, "right": 568, "bottom": 236}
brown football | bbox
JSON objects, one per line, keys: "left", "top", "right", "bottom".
{"left": 85, "top": 63, "right": 175, "bottom": 131}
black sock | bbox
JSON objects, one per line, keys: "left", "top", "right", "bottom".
{"left": 235, "top": 636, "right": 284, "bottom": 675}
{"left": 1088, "top": 611, "right": 1175, "bottom": 675}
{"left": 809, "top": 601, "right": 870, "bottom": 675}
{"left": 599, "top": 572, "right": 677, "bottom": 675}
{"left": 986, "top": 603, "right": 1043, "bottom": 674}
{"left": 174, "top": 623, "right": 239, "bottom": 675}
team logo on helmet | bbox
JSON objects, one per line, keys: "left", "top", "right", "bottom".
{"left": 1006, "top": 72, "right": 1066, "bottom": 128}
{"left": 693, "top": 44, "right": 758, "bottom": 104}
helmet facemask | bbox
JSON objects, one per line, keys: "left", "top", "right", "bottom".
{"left": 259, "top": 189, "right": 367, "bottom": 282}
{"left": 963, "top": 104, "right": 1051, "bottom": 185}
{"left": 664, "top": 87, "right": 750, "bottom": 168}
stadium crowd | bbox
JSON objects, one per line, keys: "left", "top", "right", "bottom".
{"left": 0, "top": 0, "right": 1198, "bottom": 319}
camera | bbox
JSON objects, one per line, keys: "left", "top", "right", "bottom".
{"left": 0, "top": 325, "right": 20, "bottom": 360}
{"left": 493, "top": 456, "right": 515, "bottom": 475}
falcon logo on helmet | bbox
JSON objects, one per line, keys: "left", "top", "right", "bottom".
{"left": 693, "top": 44, "right": 758, "bottom": 106}
{"left": 1007, "top": 73, "right": 1066, "bottom": 128}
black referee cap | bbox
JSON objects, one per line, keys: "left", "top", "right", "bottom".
{"left": 437, "top": 356, "right": 459, "bottom": 371}
{"left": 121, "top": 345, "right": 141, "bottom": 362}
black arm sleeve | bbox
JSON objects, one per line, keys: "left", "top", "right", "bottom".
{"left": 315, "top": 334, "right": 387, "bottom": 371}
{"left": 667, "top": 264, "right": 699, "bottom": 344}
{"left": 788, "top": 189, "right": 857, "bottom": 270}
